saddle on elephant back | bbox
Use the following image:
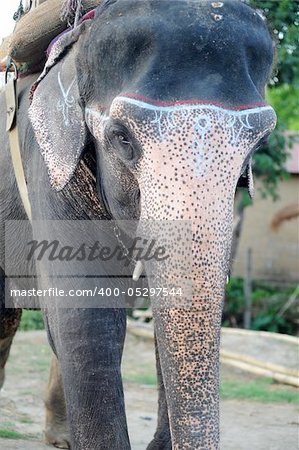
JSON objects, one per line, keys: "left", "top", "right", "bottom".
{"left": 0, "top": 0, "right": 101, "bottom": 75}
{"left": 0, "top": 0, "right": 102, "bottom": 222}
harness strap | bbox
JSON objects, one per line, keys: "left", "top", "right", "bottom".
{"left": 5, "top": 75, "right": 32, "bottom": 222}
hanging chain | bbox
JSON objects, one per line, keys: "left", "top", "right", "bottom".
{"left": 13, "top": 0, "right": 25, "bottom": 21}
{"left": 13, "top": 0, "right": 36, "bottom": 22}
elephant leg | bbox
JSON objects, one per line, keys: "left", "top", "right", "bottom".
{"left": 44, "top": 354, "right": 71, "bottom": 449}
{"left": 44, "top": 305, "right": 130, "bottom": 450}
{"left": 0, "top": 270, "right": 22, "bottom": 389}
{"left": 147, "top": 334, "right": 171, "bottom": 450}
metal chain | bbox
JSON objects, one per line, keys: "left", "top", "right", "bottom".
{"left": 13, "top": 0, "right": 25, "bottom": 21}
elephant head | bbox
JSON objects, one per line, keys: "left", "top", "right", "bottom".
{"left": 29, "top": 0, "right": 276, "bottom": 447}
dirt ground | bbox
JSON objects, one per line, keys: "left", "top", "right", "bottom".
{"left": 0, "top": 330, "right": 298, "bottom": 450}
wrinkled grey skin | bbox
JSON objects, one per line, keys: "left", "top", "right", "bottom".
{"left": 0, "top": 73, "right": 71, "bottom": 448}
{"left": 0, "top": 1, "right": 277, "bottom": 449}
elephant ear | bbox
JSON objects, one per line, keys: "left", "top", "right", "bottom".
{"left": 29, "top": 22, "right": 90, "bottom": 190}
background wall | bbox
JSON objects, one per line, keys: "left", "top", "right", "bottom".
{"left": 234, "top": 174, "right": 299, "bottom": 283}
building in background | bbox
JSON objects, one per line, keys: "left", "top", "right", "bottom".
{"left": 234, "top": 143, "right": 299, "bottom": 284}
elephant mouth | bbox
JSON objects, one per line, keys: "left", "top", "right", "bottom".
{"left": 236, "top": 131, "right": 270, "bottom": 198}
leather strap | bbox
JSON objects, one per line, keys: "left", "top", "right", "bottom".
{"left": 5, "top": 77, "right": 32, "bottom": 222}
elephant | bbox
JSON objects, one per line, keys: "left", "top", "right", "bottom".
{"left": 0, "top": 0, "right": 277, "bottom": 449}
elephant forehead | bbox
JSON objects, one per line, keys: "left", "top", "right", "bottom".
{"left": 109, "top": 96, "right": 276, "bottom": 152}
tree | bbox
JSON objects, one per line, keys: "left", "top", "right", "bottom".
{"left": 231, "top": 0, "right": 299, "bottom": 264}
{"left": 249, "top": 0, "right": 298, "bottom": 198}
{"left": 251, "top": 0, "right": 299, "bottom": 88}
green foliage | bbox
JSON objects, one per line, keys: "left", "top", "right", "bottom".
{"left": 267, "top": 85, "right": 299, "bottom": 130}
{"left": 251, "top": 313, "right": 292, "bottom": 334}
{"left": 221, "top": 377, "right": 299, "bottom": 404}
{"left": 0, "top": 429, "right": 29, "bottom": 440}
{"left": 223, "top": 277, "right": 298, "bottom": 335}
{"left": 123, "top": 372, "right": 157, "bottom": 385}
{"left": 19, "top": 310, "right": 45, "bottom": 331}
{"left": 240, "top": 1, "right": 299, "bottom": 203}
{"left": 252, "top": 123, "right": 293, "bottom": 200}
{"left": 250, "top": 0, "right": 299, "bottom": 87}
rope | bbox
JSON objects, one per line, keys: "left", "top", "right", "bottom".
{"left": 61, "top": 0, "right": 83, "bottom": 27}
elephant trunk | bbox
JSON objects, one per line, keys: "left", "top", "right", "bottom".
{"left": 153, "top": 305, "right": 222, "bottom": 449}
{"left": 136, "top": 148, "right": 236, "bottom": 448}
{"left": 143, "top": 195, "right": 233, "bottom": 449}
{"left": 110, "top": 97, "right": 276, "bottom": 448}
{"left": 129, "top": 103, "right": 277, "bottom": 449}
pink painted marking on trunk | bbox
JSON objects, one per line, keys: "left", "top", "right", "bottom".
{"left": 120, "top": 93, "right": 267, "bottom": 111}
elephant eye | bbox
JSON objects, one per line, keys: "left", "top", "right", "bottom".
{"left": 116, "top": 133, "right": 131, "bottom": 147}
{"left": 112, "top": 131, "right": 133, "bottom": 159}
{"left": 105, "top": 122, "right": 134, "bottom": 161}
